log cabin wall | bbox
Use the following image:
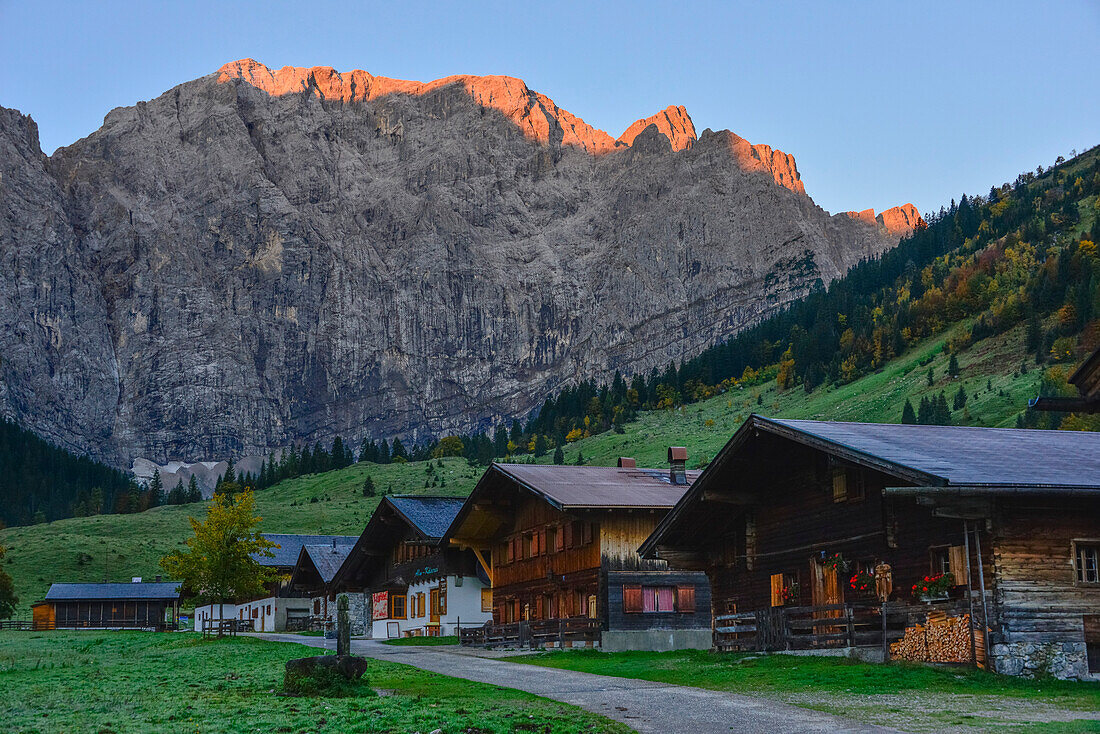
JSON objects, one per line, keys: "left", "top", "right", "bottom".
{"left": 990, "top": 497, "right": 1100, "bottom": 679}
{"left": 490, "top": 495, "right": 602, "bottom": 623}
{"left": 703, "top": 437, "right": 982, "bottom": 615}
{"left": 599, "top": 513, "right": 672, "bottom": 572}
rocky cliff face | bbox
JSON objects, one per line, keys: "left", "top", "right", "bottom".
{"left": 0, "top": 60, "right": 921, "bottom": 466}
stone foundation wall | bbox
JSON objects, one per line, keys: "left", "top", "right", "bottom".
{"left": 314, "top": 593, "right": 369, "bottom": 636}
{"left": 991, "top": 641, "right": 1090, "bottom": 680}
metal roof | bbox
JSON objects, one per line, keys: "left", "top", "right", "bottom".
{"left": 300, "top": 544, "right": 354, "bottom": 583}
{"left": 767, "top": 418, "right": 1100, "bottom": 488}
{"left": 386, "top": 496, "right": 468, "bottom": 540}
{"left": 640, "top": 415, "right": 1100, "bottom": 559}
{"left": 490, "top": 463, "right": 700, "bottom": 509}
{"left": 44, "top": 582, "right": 181, "bottom": 602}
{"left": 257, "top": 534, "right": 358, "bottom": 568}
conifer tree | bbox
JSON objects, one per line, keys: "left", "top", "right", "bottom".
{"left": 953, "top": 385, "right": 968, "bottom": 410}
{"left": 917, "top": 396, "right": 932, "bottom": 425}
{"left": 187, "top": 475, "right": 202, "bottom": 503}
{"left": 148, "top": 469, "right": 164, "bottom": 508}
{"left": 0, "top": 546, "right": 16, "bottom": 620}
{"left": 553, "top": 446, "right": 565, "bottom": 465}
{"left": 935, "top": 391, "right": 952, "bottom": 425}
{"left": 378, "top": 440, "right": 391, "bottom": 464}
{"left": 574, "top": 450, "right": 584, "bottom": 466}
{"left": 947, "top": 354, "right": 960, "bottom": 377}
{"left": 391, "top": 437, "right": 407, "bottom": 461}
{"left": 362, "top": 476, "right": 376, "bottom": 497}
{"left": 926, "top": 367, "right": 934, "bottom": 387}
{"left": 901, "top": 399, "right": 917, "bottom": 424}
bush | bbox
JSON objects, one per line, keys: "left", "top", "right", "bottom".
{"left": 282, "top": 663, "right": 373, "bottom": 698}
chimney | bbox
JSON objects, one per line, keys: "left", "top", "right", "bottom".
{"left": 668, "top": 447, "right": 688, "bottom": 485}
{"left": 155, "top": 575, "right": 162, "bottom": 583}
{"left": 617, "top": 457, "right": 636, "bottom": 468}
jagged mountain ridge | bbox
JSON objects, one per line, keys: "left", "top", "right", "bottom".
{"left": 0, "top": 59, "right": 920, "bottom": 466}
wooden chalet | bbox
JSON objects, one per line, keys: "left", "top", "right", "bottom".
{"left": 1031, "top": 345, "right": 1100, "bottom": 413}
{"left": 287, "top": 541, "right": 355, "bottom": 631}
{"left": 443, "top": 455, "right": 712, "bottom": 651}
{"left": 32, "top": 581, "right": 181, "bottom": 631}
{"left": 640, "top": 416, "right": 1100, "bottom": 679}
{"left": 330, "top": 496, "right": 492, "bottom": 638}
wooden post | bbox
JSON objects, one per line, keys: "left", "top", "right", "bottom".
{"left": 336, "top": 594, "right": 350, "bottom": 658}
{"left": 972, "top": 524, "right": 992, "bottom": 667}
{"left": 559, "top": 617, "right": 565, "bottom": 648}
{"left": 845, "top": 605, "right": 855, "bottom": 648}
{"left": 881, "top": 602, "right": 888, "bottom": 661}
{"left": 963, "top": 520, "right": 978, "bottom": 667}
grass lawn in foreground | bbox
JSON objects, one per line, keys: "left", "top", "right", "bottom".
{"left": 383, "top": 635, "right": 459, "bottom": 646}
{"left": 512, "top": 649, "right": 1100, "bottom": 732}
{"left": 0, "top": 632, "right": 628, "bottom": 733}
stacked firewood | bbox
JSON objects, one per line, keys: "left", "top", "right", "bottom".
{"left": 890, "top": 611, "right": 973, "bottom": 663}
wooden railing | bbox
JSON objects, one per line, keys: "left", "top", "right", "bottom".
{"left": 459, "top": 617, "right": 601, "bottom": 648}
{"left": 714, "top": 601, "right": 975, "bottom": 655}
{"left": 0, "top": 619, "right": 179, "bottom": 632}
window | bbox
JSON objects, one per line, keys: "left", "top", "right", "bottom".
{"left": 547, "top": 527, "right": 558, "bottom": 554}
{"left": 832, "top": 468, "right": 865, "bottom": 503}
{"left": 832, "top": 470, "right": 847, "bottom": 503}
{"left": 623, "top": 585, "right": 692, "bottom": 613}
{"left": 481, "top": 588, "right": 493, "bottom": 613}
{"left": 417, "top": 592, "right": 426, "bottom": 617}
{"left": 931, "top": 545, "right": 968, "bottom": 585}
{"left": 1075, "top": 542, "right": 1099, "bottom": 584}
{"left": 390, "top": 594, "right": 407, "bottom": 620}
{"left": 587, "top": 595, "right": 597, "bottom": 618}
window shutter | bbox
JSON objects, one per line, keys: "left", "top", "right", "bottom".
{"left": 582, "top": 522, "right": 593, "bottom": 545}
{"left": 623, "top": 584, "right": 643, "bottom": 613}
{"left": 537, "top": 529, "right": 546, "bottom": 555}
{"left": 676, "top": 585, "right": 695, "bottom": 613}
{"left": 513, "top": 536, "right": 522, "bottom": 561}
{"left": 949, "top": 545, "right": 968, "bottom": 586}
{"left": 770, "top": 573, "right": 784, "bottom": 607}
{"left": 555, "top": 526, "right": 566, "bottom": 552}
{"left": 563, "top": 522, "right": 574, "bottom": 548}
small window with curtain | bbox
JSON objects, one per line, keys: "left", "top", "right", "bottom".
{"left": 390, "top": 594, "right": 406, "bottom": 620}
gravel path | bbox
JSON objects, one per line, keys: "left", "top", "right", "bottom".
{"left": 257, "top": 634, "right": 900, "bottom": 733}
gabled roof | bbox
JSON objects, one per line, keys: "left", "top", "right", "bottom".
{"left": 298, "top": 544, "right": 354, "bottom": 584}
{"left": 329, "top": 495, "right": 467, "bottom": 590}
{"left": 442, "top": 462, "right": 699, "bottom": 547}
{"left": 765, "top": 417, "right": 1100, "bottom": 488}
{"left": 44, "top": 582, "right": 181, "bottom": 602}
{"left": 639, "top": 415, "right": 1100, "bottom": 558}
{"left": 488, "top": 463, "right": 700, "bottom": 510}
{"left": 386, "top": 496, "right": 468, "bottom": 540}
{"left": 256, "top": 534, "right": 358, "bottom": 568}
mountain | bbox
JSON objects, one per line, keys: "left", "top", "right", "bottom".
{"left": 0, "top": 59, "right": 919, "bottom": 467}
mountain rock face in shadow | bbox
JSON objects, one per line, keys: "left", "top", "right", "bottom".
{"left": 0, "top": 60, "right": 921, "bottom": 466}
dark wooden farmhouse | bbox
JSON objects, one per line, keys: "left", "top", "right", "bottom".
{"left": 32, "top": 581, "right": 181, "bottom": 630}
{"left": 640, "top": 416, "right": 1100, "bottom": 679}
{"left": 443, "top": 456, "right": 712, "bottom": 651}
{"left": 1032, "top": 345, "right": 1100, "bottom": 413}
{"left": 330, "top": 496, "right": 493, "bottom": 638}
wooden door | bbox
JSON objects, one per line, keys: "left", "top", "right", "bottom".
{"left": 809, "top": 559, "right": 845, "bottom": 642}
{"left": 429, "top": 589, "right": 440, "bottom": 624}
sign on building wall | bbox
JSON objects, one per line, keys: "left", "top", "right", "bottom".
{"left": 372, "top": 591, "right": 389, "bottom": 620}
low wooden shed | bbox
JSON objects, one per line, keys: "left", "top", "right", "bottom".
{"left": 35, "top": 581, "right": 182, "bottom": 630}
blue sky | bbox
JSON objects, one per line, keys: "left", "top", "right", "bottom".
{"left": 2, "top": 0, "right": 1097, "bottom": 215}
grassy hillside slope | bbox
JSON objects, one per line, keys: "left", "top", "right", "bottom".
{"left": 0, "top": 320, "right": 1041, "bottom": 616}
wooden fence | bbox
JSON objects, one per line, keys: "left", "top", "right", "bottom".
{"left": 714, "top": 601, "right": 980, "bottom": 659}
{"left": 459, "top": 618, "right": 601, "bottom": 648}
{"left": 0, "top": 619, "right": 179, "bottom": 632}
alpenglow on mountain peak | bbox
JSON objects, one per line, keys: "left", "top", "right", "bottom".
{"left": 0, "top": 58, "right": 921, "bottom": 467}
